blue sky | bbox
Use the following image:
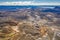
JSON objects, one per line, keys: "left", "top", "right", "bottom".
{"left": 0, "top": 0, "right": 60, "bottom": 5}
{"left": 0, "top": 0, "right": 60, "bottom": 2}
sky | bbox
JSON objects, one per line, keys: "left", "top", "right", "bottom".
{"left": 0, "top": 0, "right": 60, "bottom": 5}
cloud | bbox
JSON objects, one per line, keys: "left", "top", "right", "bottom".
{"left": 0, "top": 1, "right": 60, "bottom": 5}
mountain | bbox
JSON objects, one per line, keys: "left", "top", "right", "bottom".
{"left": 0, "top": 6, "right": 60, "bottom": 40}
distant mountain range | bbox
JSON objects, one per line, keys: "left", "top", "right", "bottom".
{"left": 0, "top": 5, "right": 60, "bottom": 13}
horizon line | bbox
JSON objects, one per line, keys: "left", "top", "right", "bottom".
{"left": 0, "top": 1, "right": 60, "bottom": 6}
